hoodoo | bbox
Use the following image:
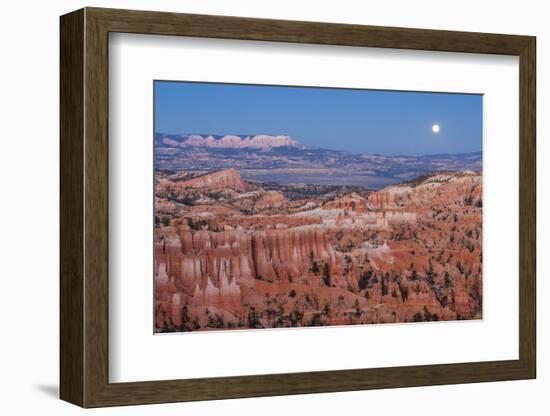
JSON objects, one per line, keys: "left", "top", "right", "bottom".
{"left": 155, "top": 169, "right": 482, "bottom": 332}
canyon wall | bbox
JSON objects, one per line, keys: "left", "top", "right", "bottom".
{"left": 155, "top": 171, "right": 482, "bottom": 332}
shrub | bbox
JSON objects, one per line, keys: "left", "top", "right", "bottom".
{"left": 358, "top": 270, "right": 372, "bottom": 290}
{"left": 187, "top": 218, "right": 208, "bottom": 230}
{"left": 400, "top": 285, "right": 409, "bottom": 302}
{"left": 381, "top": 273, "right": 389, "bottom": 296}
{"left": 322, "top": 263, "right": 331, "bottom": 286}
{"left": 354, "top": 299, "right": 362, "bottom": 317}
{"left": 247, "top": 308, "right": 262, "bottom": 329}
{"left": 310, "top": 259, "right": 320, "bottom": 275}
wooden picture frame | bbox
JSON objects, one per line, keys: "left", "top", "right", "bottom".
{"left": 60, "top": 7, "right": 536, "bottom": 408}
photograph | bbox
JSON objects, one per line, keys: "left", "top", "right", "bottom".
{"left": 153, "top": 81, "right": 483, "bottom": 333}
{"left": 53, "top": 5, "right": 539, "bottom": 409}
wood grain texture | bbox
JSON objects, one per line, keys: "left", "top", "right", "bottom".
{"left": 83, "top": 10, "right": 110, "bottom": 406}
{"left": 59, "top": 8, "right": 84, "bottom": 407}
{"left": 518, "top": 38, "right": 536, "bottom": 376}
{"left": 59, "top": 7, "right": 537, "bottom": 408}
{"left": 88, "top": 7, "right": 532, "bottom": 54}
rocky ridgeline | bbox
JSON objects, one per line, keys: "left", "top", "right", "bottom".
{"left": 155, "top": 132, "right": 482, "bottom": 187}
{"left": 253, "top": 191, "right": 288, "bottom": 211}
{"left": 187, "top": 134, "right": 298, "bottom": 149}
{"left": 367, "top": 172, "right": 482, "bottom": 209}
{"left": 158, "top": 168, "right": 247, "bottom": 193}
{"left": 161, "top": 133, "right": 300, "bottom": 150}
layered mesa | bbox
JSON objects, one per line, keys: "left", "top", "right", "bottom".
{"left": 154, "top": 168, "right": 482, "bottom": 332}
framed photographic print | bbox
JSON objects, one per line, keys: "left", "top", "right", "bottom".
{"left": 60, "top": 7, "right": 536, "bottom": 408}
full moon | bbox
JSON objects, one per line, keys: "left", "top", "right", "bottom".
{"left": 432, "top": 124, "right": 440, "bottom": 133}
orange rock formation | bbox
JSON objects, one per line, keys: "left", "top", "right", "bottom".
{"left": 154, "top": 170, "right": 482, "bottom": 332}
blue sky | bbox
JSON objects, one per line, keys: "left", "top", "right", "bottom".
{"left": 154, "top": 81, "right": 482, "bottom": 156}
